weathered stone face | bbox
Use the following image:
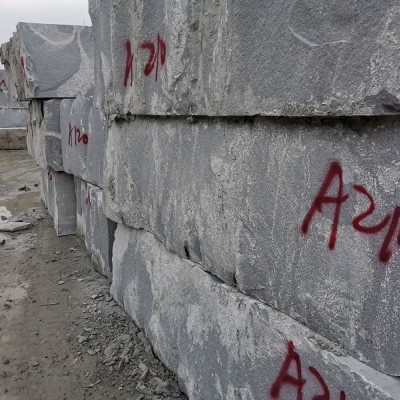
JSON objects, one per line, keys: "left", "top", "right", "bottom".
{"left": 45, "top": 167, "right": 77, "bottom": 236}
{"left": 27, "top": 99, "right": 63, "bottom": 169}
{"left": 104, "top": 115, "right": 400, "bottom": 374}
{"left": 1, "top": 23, "right": 94, "bottom": 101}
{"left": 111, "top": 224, "right": 400, "bottom": 399}
{"left": 90, "top": 0, "right": 400, "bottom": 117}
{"left": 84, "top": 184, "right": 116, "bottom": 281}
{"left": 61, "top": 96, "right": 106, "bottom": 188}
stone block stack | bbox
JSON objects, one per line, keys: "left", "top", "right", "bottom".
{"left": 89, "top": 1, "right": 400, "bottom": 398}
{"left": 3, "top": 2, "right": 400, "bottom": 398}
{"left": 0, "top": 22, "right": 115, "bottom": 281}
{"left": 0, "top": 69, "right": 28, "bottom": 149}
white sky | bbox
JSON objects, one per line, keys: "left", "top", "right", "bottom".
{"left": 0, "top": 0, "right": 91, "bottom": 45}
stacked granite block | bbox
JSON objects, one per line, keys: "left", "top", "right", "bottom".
{"left": 1, "top": 22, "right": 115, "bottom": 271}
{"left": 2, "top": 2, "right": 400, "bottom": 398}
{"left": 90, "top": 0, "right": 400, "bottom": 398}
{"left": 0, "top": 69, "right": 28, "bottom": 149}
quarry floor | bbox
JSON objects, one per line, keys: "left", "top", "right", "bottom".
{"left": 0, "top": 151, "right": 186, "bottom": 400}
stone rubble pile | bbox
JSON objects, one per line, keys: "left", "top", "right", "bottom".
{"left": 3, "top": 2, "right": 400, "bottom": 399}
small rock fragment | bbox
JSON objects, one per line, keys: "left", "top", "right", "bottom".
{"left": 77, "top": 335, "right": 88, "bottom": 344}
{"left": 0, "top": 222, "right": 31, "bottom": 232}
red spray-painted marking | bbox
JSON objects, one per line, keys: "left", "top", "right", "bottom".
{"left": 301, "top": 161, "right": 400, "bottom": 264}
{"left": 301, "top": 161, "right": 349, "bottom": 250}
{"left": 270, "top": 341, "right": 305, "bottom": 400}
{"left": 308, "top": 367, "right": 329, "bottom": 400}
{"left": 270, "top": 341, "right": 346, "bottom": 399}
{"left": 68, "top": 123, "right": 88, "bottom": 147}
{"left": 47, "top": 169, "right": 53, "bottom": 181}
{"left": 379, "top": 206, "right": 400, "bottom": 263}
{"left": 139, "top": 33, "right": 166, "bottom": 81}
{"left": 0, "top": 79, "right": 6, "bottom": 90}
{"left": 123, "top": 34, "right": 167, "bottom": 85}
{"left": 352, "top": 184, "right": 391, "bottom": 234}
{"left": 124, "top": 40, "right": 134, "bottom": 87}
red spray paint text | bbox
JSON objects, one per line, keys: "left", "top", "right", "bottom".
{"left": 301, "top": 161, "right": 399, "bottom": 263}
{"left": 124, "top": 34, "right": 167, "bottom": 86}
{"left": 68, "top": 123, "right": 89, "bottom": 147}
{"left": 270, "top": 341, "right": 346, "bottom": 400}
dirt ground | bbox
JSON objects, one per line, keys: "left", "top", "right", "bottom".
{"left": 0, "top": 151, "right": 187, "bottom": 400}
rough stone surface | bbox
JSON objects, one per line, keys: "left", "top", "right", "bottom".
{"left": 0, "top": 128, "right": 26, "bottom": 150}
{"left": 61, "top": 95, "right": 91, "bottom": 178}
{"left": 85, "top": 184, "right": 116, "bottom": 282}
{"left": 43, "top": 100, "right": 63, "bottom": 171}
{"left": 46, "top": 167, "right": 76, "bottom": 236}
{"left": 111, "top": 224, "right": 400, "bottom": 399}
{"left": 0, "top": 69, "right": 28, "bottom": 109}
{"left": 104, "top": 115, "right": 400, "bottom": 375}
{"left": 0, "top": 221, "right": 31, "bottom": 232}
{"left": 26, "top": 100, "right": 44, "bottom": 166}
{"left": 27, "top": 99, "right": 63, "bottom": 169}
{"left": 74, "top": 177, "right": 86, "bottom": 240}
{"left": 0, "top": 23, "right": 94, "bottom": 100}
{"left": 90, "top": 0, "right": 400, "bottom": 117}
{"left": 61, "top": 96, "right": 105, "bottom": 187}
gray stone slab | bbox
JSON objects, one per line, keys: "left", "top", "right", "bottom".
{"left": 104, "top": 115, "right": 400, "bottom": 374}
{"left": 111, "top": 224, "right": 400, "bottom": 399}
{"left": 47, "top": 167, "right": 76, "bottom": 236}
{"left": 89, "top": 0, "right": 400, "bottom": 117}
{"left": 0, "top": 128, "right": 26, "bottom": 150}
{"left": 85, "top": 184, "right": 116, "bottom": 281}
{"left": 61, "top": 95, "right": 92, "bottom": 178}
{"left": 61, "top": 96, "right": 105, "bottom": 187}
{"left": 1, "top": 23, "right": 94, "bottom": 100}
{"left": 0, "top": 221, "right": 31, "bottom": 232}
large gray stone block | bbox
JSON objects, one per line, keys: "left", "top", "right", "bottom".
{"left": 61, "top": 95, "right": 106, "bottom": 187}
{"left": 89, "top": 0, "right": 400, "bottom": 117}
{"left": 85, "top": 184, "right": 116, "bottom": 281}
{"left": 0, "top": 128, "right": 26, "bottom": 150}
{"left": 111, "top": 224, "right": 400, "bottom": 399}
{"left": 46, "top": 167, "right": 76, "bottom": 236}
{"left": 1, "top": 23, "right": 94, "bottom": 100}
{"left": 104, "top": 115, "right": 400, "bottom": 374}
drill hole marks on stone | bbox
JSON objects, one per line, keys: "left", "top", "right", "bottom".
{"left": 68, "top": 123, "right": 89, "bottom": 147}
{"left": 270, "top": 341, "right": 346, "bottom": 399}
{"left": 124, "top": 34, "right": 167, "bottom": 86}
{"left": 301, "top": 161, "right": 399, "bottom": 263}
